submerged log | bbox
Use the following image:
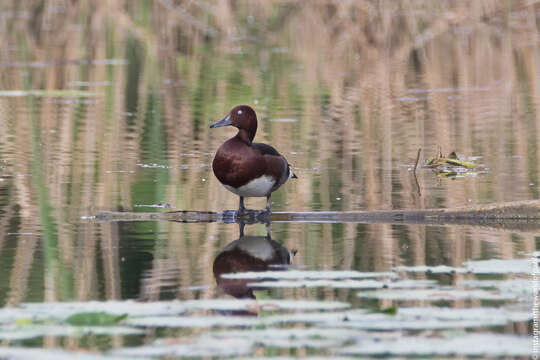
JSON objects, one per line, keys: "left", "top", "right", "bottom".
{"left": 94, "top": 199, "right": 540, "bottom": 232}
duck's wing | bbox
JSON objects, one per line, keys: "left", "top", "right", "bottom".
{"left": 252, "top": 143, "right": 297, "bottom": 178}
{"left": 252, "top": 142, "right": 295, "bottom": 190}
{"left": 251, "top": 142, "right": 281, "bottom": 156}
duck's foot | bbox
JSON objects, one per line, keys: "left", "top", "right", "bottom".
{"left": 235, "top": 208, "right": 257, "bottom": 224}
{"left": 237, "top": 196, "right": 247, "bottom": 217}
{"left": 255, "top": 208, "right": 272, "bottom": 223}
{"left": 235, "top": 207, "right": 250, "bottom": 218}
{"left": 233, "top": 208, "right": 271, "bottom": 224}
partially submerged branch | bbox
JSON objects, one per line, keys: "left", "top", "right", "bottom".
{"left": 95, "top": 200, "right": 540, "bottom": 232}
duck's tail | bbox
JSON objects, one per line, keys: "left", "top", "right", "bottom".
{"left": 288, "top": 164, "right": 298, "bottom": 179}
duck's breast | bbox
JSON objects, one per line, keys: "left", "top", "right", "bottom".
{"left": 212, "top": 139, "right": 269, "bottom": 191}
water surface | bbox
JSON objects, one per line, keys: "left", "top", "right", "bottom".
{"left": 0, "top": 1, "right": 537, "bottom": 358}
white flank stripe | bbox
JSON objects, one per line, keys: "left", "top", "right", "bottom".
{"left": 224, "top": 175, "right": 275, "bottom": 197}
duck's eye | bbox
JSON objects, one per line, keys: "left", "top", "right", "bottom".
{"left": 237, "top": 110, "right": 243, "bottom": 115}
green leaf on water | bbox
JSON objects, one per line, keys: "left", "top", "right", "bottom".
{"left": 423, "top": 149, "right": 481, "bottom": 177}
{"left": 369, "top": 306, "right": 398, "bottom": 315}
{"left": 444, "top": 158, "right": 477, "bottom": 169}
{"left": 15, "top": 318, "right": 34, "bottom": 326}
{"left": 425, "top": 156, "right": 477, "bottom": 169}
{"left": 14, "top": 318, "right": 52, "bottom": 326}
{"left": 65, "top": 312, "right": 127, "bottom": 326}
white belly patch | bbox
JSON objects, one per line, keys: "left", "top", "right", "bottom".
{"left": 223, "top": 175, "right": 276, "bottom": 197}
{"left": 237, "top": 237, "right": 274, "bottom": 260}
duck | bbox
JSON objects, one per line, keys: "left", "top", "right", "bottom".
{"left": 210, "top": 105, "right": 297, "bottom": 214}
{"left": 213, "top": 224, "right": 296, "bottom": 299}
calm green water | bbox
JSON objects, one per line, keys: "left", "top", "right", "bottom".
{"left": 0, "top": 1, "right": 538, "bottom": 358}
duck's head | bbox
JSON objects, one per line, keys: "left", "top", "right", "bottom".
{"left": 210, "top": 105, "right": 258, "bottom": 143}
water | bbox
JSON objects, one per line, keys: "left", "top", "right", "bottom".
{"left": 0, "top": 1, "right": 538, "bottom": 358}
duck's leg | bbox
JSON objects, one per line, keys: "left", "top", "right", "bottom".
{"left": 265, "top": 219, "right": 271, "bottom": 238}
{"left": 237, "top": 196, "right": 246, "bottom": 215}
{"left": 265, "top": 194, "right": 272, "bottom": 213}
{"left": 239, "top": 221, "right": 245, "bottom": 237}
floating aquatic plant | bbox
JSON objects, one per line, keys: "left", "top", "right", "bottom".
{"left": 357, "top": 288, "right": 517, "bottom": 301}
{"left": 0, "top": 299, "right": 349, "bottom": 327}
{"left": 0, "top": 347, "right": 136, "bottom": 360}
{"left": 221, "top": 270, "right": 397, "bottom": 280}
{"left": 423, "top": 148, "right": 486, "bottom": 178}
{"left": 246, "top": 279, "right": 435, "bottom": 289}
{"left": 0, "top": 300, "right": 188, "bottom": 324}
{"left": 65, "top": 312, "right": 128, "bottom": 326}
{"left": 338, "top": 333, "right": 531, "bottom": 357}
{"left": 0, "top": 324, "right": 143, "bottom": 341}
{"left": 111, "top": 336, "right": 253, "bottom": 358}
{"left": 393, "top": 257, "right": 532, "bottom": 274}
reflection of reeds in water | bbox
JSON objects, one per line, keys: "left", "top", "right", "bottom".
{"left": 0, "top": 1, "right": 537, "bottom": 318}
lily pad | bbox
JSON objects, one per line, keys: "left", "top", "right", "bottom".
{"left": 338, "top": 333, "right": 532, "bottom": 356}
{"left": 135, "top": 305, "right": 529, "bottom": 331}
{"left": 65, "top": 312, "right": 127, "bottom": 326}
{"left": 458, "top": 278, "right": 535, "bottom": 299}
{"left": 394, "top": 258, "right": 533, "bottom": 274}
{"left": 357, "top": 288, "right": 516, "bottom": 301}
{"left": 234, "top": 358, "right": 361, "bottom": 360}
{"left": 126, "top": 315, "right": 257, "bottom": 328}
{"left": 320, "top": 306, "right": 530, "bottom": 330}
{"left": 0, "top": 300, "right": 187, "bottom": 324}
{"left": 210, "top": 328, "right": 368, "bottom": 348}
{"left": 0, "top": 300, "right": 349, "bottom": 328}
{"left": 247, "top": 279, "right": 435, "bottom": 289}
{"left": 463, "top": 258, "right": 533, "bottom": 274}
{"left": 111, "top": 336, "right": 253, "bottom": 358}
{"left": 182, "top": 299, "right": 350, "bottom": 311}
{"left": 369, "top": 306, "right": 397, "bottom": 315}
{"left": 0, "top": 347, "right": 137, "bottom": 360}
{"left": 221, "top": 270, "right": 396, "bottom": 280}
{"left": 393, "top": 265, "right": 468, "bottom": 274}
{"left": 0, "top": 324, "right": 143, "bottom": 340}
{"left": 398, "top": 306, "right": 531, "bottom": 322}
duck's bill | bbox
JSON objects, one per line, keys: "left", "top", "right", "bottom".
{"left": 210, "top": 114, "right": 232, "bottom": 128}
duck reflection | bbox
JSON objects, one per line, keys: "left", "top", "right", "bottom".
{"left": 213, "top": 222, "right": 296, "bottom": 299}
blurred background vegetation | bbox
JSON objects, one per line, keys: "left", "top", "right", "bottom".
{"left": 0, "top": 0, "right": 537, "bottom": 310}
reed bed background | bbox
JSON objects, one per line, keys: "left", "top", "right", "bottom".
{"left": 0, "top": 1, "right": 537, "bottom": 345}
